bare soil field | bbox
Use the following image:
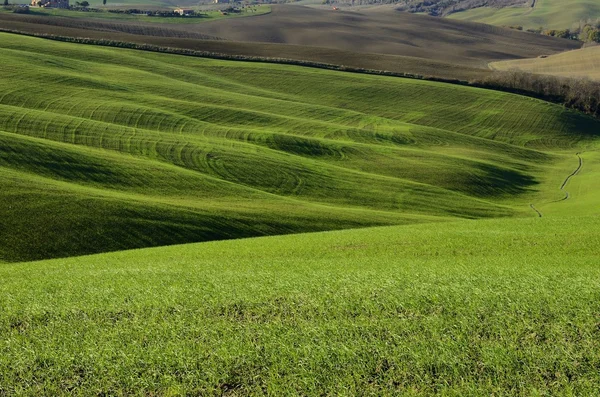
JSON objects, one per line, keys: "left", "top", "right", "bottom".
{"left": 184, "top": 5, "right": 579, "bottom": 67}
{"left": 0, "top": 5, "right": 580, "bottom": 80}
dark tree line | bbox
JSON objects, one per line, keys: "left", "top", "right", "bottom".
{"left": 472, "top": 71, "right": 600, "bottom": 118}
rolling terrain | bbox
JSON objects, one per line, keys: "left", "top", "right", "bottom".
{"left": 1, "top": 32, "right": 598, "bottom": 262}
{"left": 0, "top": 4, "right": 581, "bottom": 82}
{"left": 449, "top": 0, "right": 600, "bottom": 30}
{"left": 181, "top": 5, "right": 579, "bottom": 67}
{"left": 490, "top": 45, "right": 600, "bottom": 80}
{"left": 1, "top": 17, "right": 600, "bottom": 395}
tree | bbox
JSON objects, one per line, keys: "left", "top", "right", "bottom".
{"left": 80, "top": 0, "right": 89, "bottom": 6}
{"left": 3, "top": 0, "right": 8, "bottom": 6}
{"left": 103, "top": 0, "right": 106, "bottom": 5}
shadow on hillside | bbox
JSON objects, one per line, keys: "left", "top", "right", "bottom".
{"left": 457, "top": 163, "right": 539, "bottom": 198}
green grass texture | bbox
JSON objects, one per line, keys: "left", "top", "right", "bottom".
{"left": 1, "top": 32, "right": 599, "bottom": 262}
{"left": 449, "top": 0, "right": 600, "bottom": 30}
{"left": 1, "top": 216, "right": 599, "bottom": 394}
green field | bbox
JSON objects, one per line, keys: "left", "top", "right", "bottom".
{"left": 1, "top": 32, "right": 599, "bottom": 262}
{"left": 449, "top": 0, "right": 600, "bottom": 30}
{"left": 2, "top": 216, "right": 600, "bottom": 394}
{"left": 1, "top": 32, "right": 600, "bottom": 394}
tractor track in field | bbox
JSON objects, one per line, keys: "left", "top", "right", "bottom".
{"left": 530, "top": 152, "right": 583, "bottom": 217}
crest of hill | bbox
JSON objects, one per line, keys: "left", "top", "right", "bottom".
{"left": 490, "top": 45, "right": 600, "bottom": 81}
{"left": 185, "top": 5, "right": 580, "bottom": 67}
{"left": 394, "top": 0, "right": 530, "bottom": 17}
{"left": 448, "top": 0, "right": 600, "bottom": 30}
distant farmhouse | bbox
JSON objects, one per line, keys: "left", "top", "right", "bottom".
{"left": 213, "top": 0, "right": 229, "bottom": 3}
{"left": 174, "top": 7, "right": 194, "bottom": 15}
{"left": 32, "top": 0, "right": 69, "bottom": 7}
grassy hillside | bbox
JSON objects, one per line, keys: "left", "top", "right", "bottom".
{"left": 490, "top": 45, "right": 600, "bottom": 80}
{"left": 1, "top": 215, "right": 600, "bottom": 394}
{"left": 449, "top": 0, "right": 600, "bottom": 30}
{"left": 1, "top": 32, "right": 599, "bottom": 262}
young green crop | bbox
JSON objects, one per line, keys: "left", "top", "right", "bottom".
{"left": 1, "top": 31, "right": 600, "bottom": 396}
{"left": 1, "top": 32, "right": 599, "bottom": 262}
{"left": 1, "top": 216, "right": 600, "bottom": 395}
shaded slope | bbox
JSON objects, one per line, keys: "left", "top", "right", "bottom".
{"left": 1, "top": 33, "right": 599, "bottom": 261}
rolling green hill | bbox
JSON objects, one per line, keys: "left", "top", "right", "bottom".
{"left": 1, "top": 32, "right": 599, "bottom": 262}
{"left": 448, "top": 0, "right": 600, "bottom": 30}
{"left": 490, "top": 45, "right": 600, "bottom": 80}
{"left": 2, "top": 29, "right": 600, "bottom": 395}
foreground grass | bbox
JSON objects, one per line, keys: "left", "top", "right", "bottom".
{"left": 449, "top": 0, "right": 600, "bottom": 30}
{"left": 1, "top": 216, "right": 599, "bottom": 395}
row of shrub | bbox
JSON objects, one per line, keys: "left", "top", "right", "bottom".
{"left": 471, "top": 71, "right": 600, "bottom": 118}
{"left": 509, "top": 21, "right": 600, "bottom": 43}
{"left": 1, "top": 28, "right": 598, "bottom": 119}
{"left": 106, "top": 9, "right": 206, "bottom": 17}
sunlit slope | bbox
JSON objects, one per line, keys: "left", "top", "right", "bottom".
{"left": 490, "top": 45, "right": 600, "bottom": 80}
{"left": 449, "top": 0, "right": 600, "bottom": 30}
{"left": 1, "top": 33, "right": 599, "bottom": 262}
{"left": 537, "top": 150, "right": 600, "bottom": 216}
{"left": 2, "top": 215, "right": 600, "bottom": 394}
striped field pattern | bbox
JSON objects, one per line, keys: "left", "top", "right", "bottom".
{"left": 1, "top": 32, "right": 599, "bottom": 262}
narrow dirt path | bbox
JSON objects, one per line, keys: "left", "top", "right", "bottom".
{"left": 558, "top": 152, "right": 583, "bottom": 201}
{"left": 530, "top": 203, "right": 542, "bottom": 217}
{"left": 529, "top": 152, "right": 582, "bottom": 216}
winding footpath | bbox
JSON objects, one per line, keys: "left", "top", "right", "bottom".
{"left": 529, "top": 152, "right": 583, "bottom": 217}
{"left": 530, "top": 203, "right": 543, "bottom": 218}
{"left": 558, "top": 152, "right": 583, "bottom": 201}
